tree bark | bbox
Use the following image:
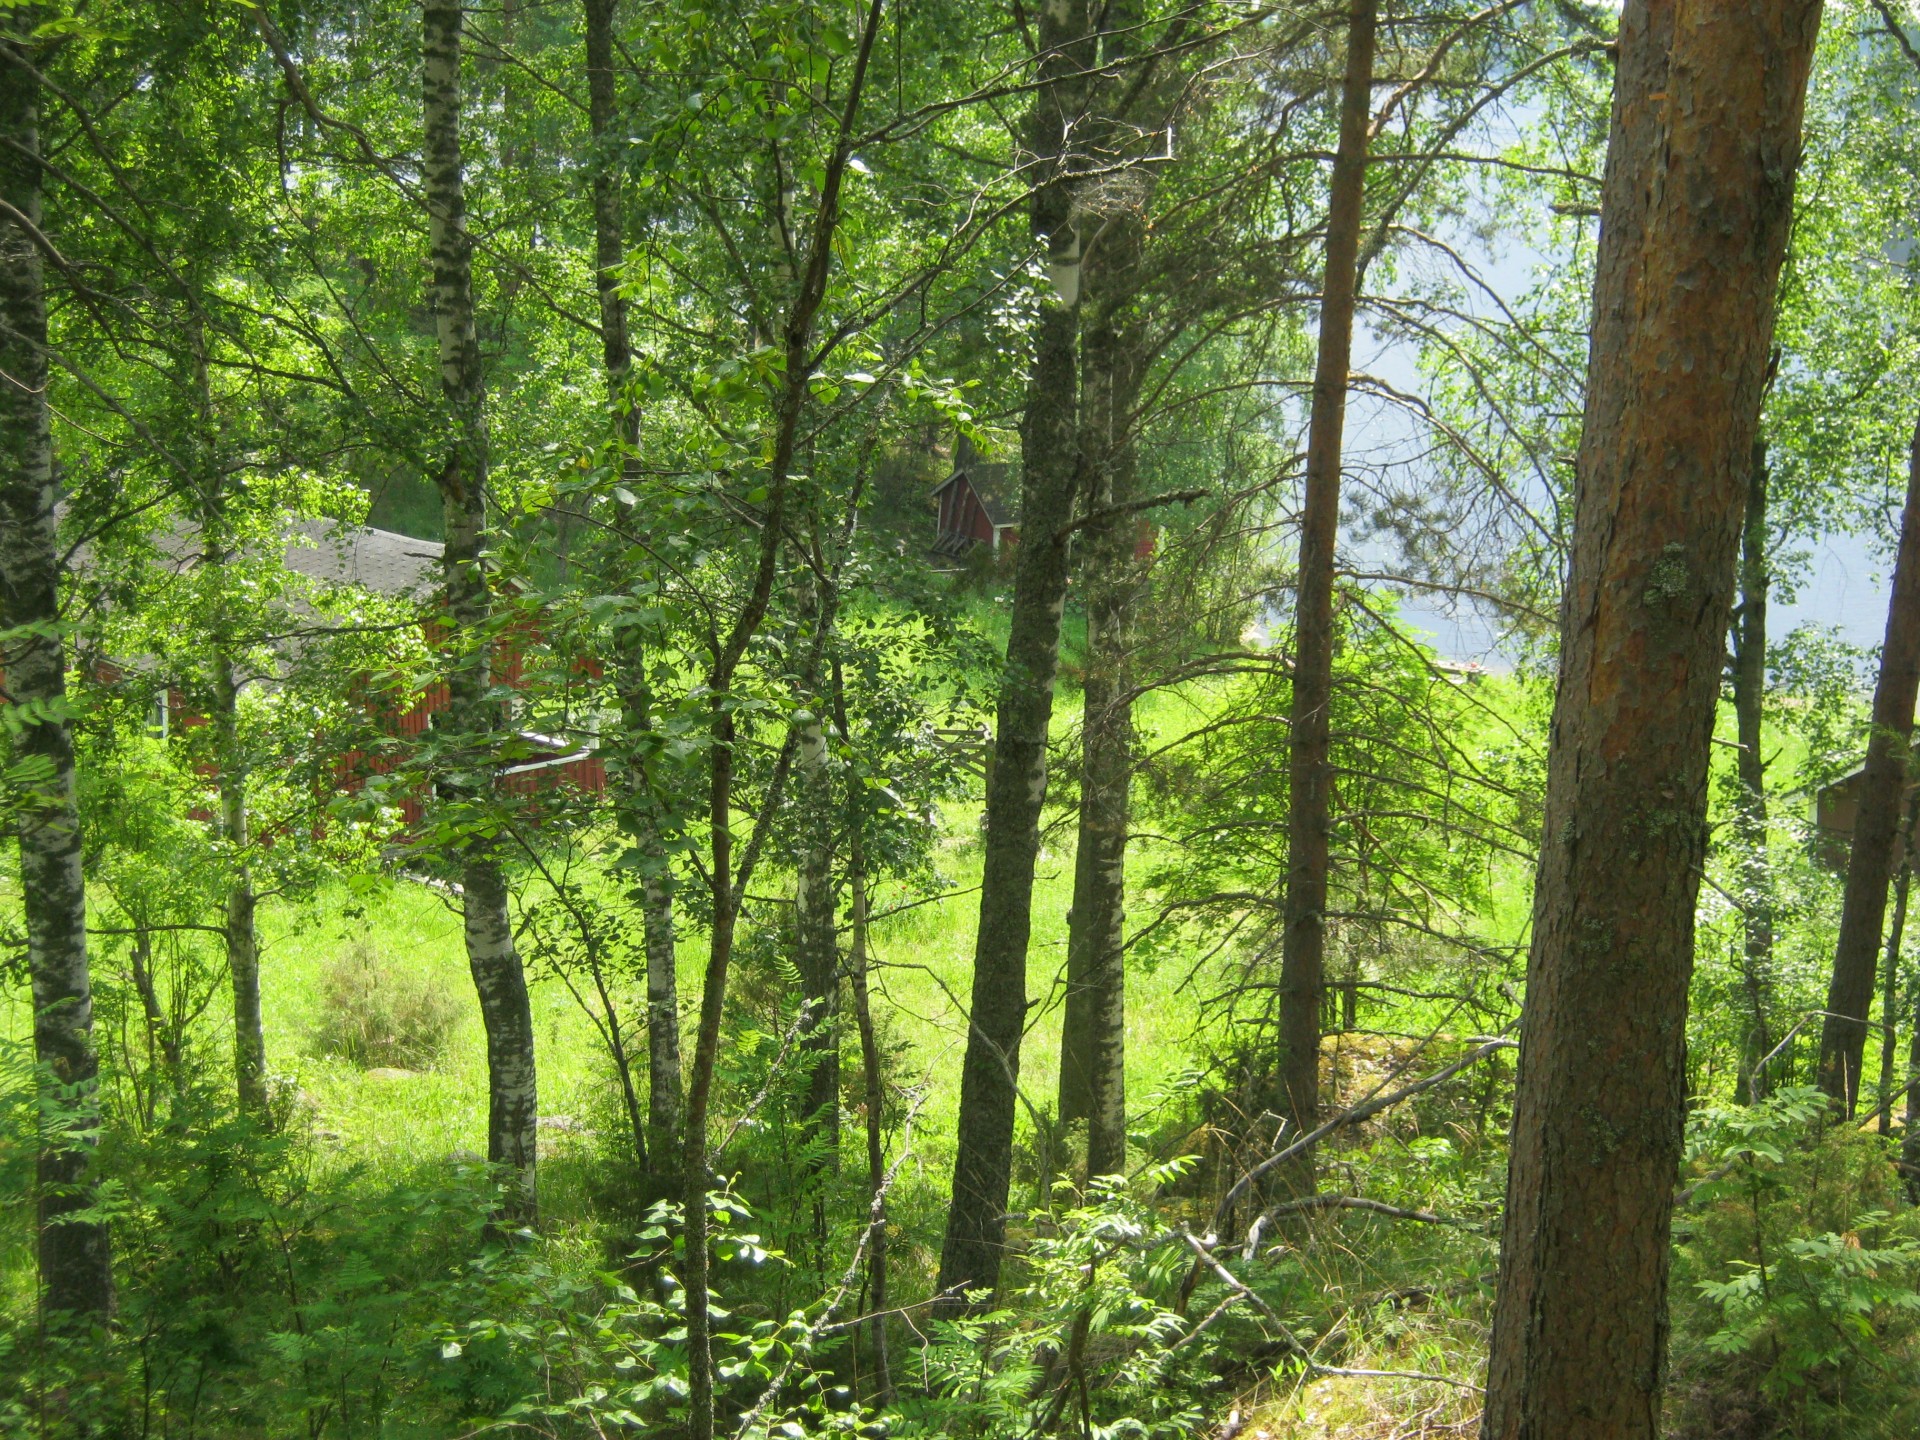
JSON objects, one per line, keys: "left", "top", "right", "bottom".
{"left": 424, "top": 0, "right": 538, "bottom": 1221}
{"left": 0, "top": 34, "right": 114, "bottom": 1320}
{"left": 936, "top": 0, "right": 1092, "bottom": 1311}
{"left": 583, "top": 0, "right": 683, "bottom": 1182}
{"left": 1732, "top": 438, "right": 1774, "bottom": 1103}
{"left": 212, "top": 657, "right": 266, "bottom": 1115}
{"left": 1875, "top": 790, "right": 1918, "bottom": 1134}
{"left": 1277, "top": 0, "right": 1375, "bottom": 1181}
{"left": 679, "top": 7, "right": 886, "bottom": 1432}
{"left": 1057, "top": 0, "right": 1151, "bottom": 1184}
{"left": 793, "top": 576, "right": 841, "bottom": 1165}
{"left": 1480, "top": 3, "right": 1821, "bottom": 1435}
{"left": 1819, "top": 413, "right": 1920, "bottom": 1113}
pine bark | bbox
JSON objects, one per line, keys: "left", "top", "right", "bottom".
{"left": 424, "top": 0, "right": 538, "bottom": 1220}
{"left": 936, "top": 0, "right": 1091, "bottom": 1311}
{"left": 583, "top": 0, "right": 682, "bottom": 1180}
{"left": 1731, "top": 439, "right": 1774, "bottom": 1103}
{"left": 1819, "top": 413, "right": 1920, "bottom": 1113}
{"left": 1480, "top": 2, "right": 1821, "bottom": 1434}
{"left": 1277, "top": 0, "right": 1375, "bottom": 1177}
{"left": 0, "top": 37, "right": 114, "bottom": 1320}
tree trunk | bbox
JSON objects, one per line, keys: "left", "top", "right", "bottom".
{"left": 1820, "top": 413, "right": 1920, "bottom": 1113}
{"left": 583, "top": 0, "right": 683, "bottom": 1182}
{"left": 0, "top": 41, "right": 114, "bottom": 1321}
{"left": 1480, "top": 3, "right": 1820, "bottom": 1436}
{"left": 848, "top": 832, "right": 893, "bottom": 1402}
{"left": 1876, "top": 789, "right": 1920, "bottom": 1133}
{"left": 1277, "top": 0, "right": 1375, "bottom": 1181}
{"left": 1058, "top": 0, "right": 1150, "bottom": 1184}
{"left": 1904, "top": 937, "right": 1920, "bottom": 1201}
{"left": 212, "top": 657, "right": 266, "bottom": 1115}
{"left": 936, "top": 0, "right": 1091, "bottom": 1312}
{"left": 793, "top": 583, "right": 841, "bottom": 1163}
{"left": 680, "top": 7, "right": 887, "bottom": 1430}
{"left": 424, "top": 0, "right": 538, "bottom": 1221}
{"left": 1732, "top": 438, "right": 1774, "bottom": 1103}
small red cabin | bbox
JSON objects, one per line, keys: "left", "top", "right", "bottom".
{"left": 931, "top": 450, "right": 1019, "bottom": 556}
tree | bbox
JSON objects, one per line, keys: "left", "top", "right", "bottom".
{"left": 0, "top": 10, "right": 114, "bottom": 1323}
{"left": 1730, "top": 437, "right": 1776, "bottom": 1101}
{"left": 422, "top": 0, "right": 538, "bottom": 1220}
{"left": 1481, "top": 1, "right": 1822, "bottom": 1434}
{"left": 1819, "top": 414, "right": 1920, "bottom": 1113}
{"left": 581, "top": 0, "right": 682, "bottom": 1182}
{"left": 937, "top": 0, "right": 1092, "bottom": 1310}
{"left": 1276, "top": 0, "right": 1377, "bottom": 1184}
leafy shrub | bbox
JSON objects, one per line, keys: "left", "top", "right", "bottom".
{"left": 1669, "top": 1086, "right": 1920, "bottom": 1440}
{"left": 311, "top": 935, "right": 459, "bottom": 1069}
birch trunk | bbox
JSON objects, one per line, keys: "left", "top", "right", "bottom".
{"left": 1820, "top": 413, "right": 1920, "bottom": 1113}
{"left": 424, "top": 0, "right": 537, "bottom": 1220}
{"left": 1480, "top": 1, "right": 1821, "bottom": 1432}
{"left": 212, "top": 657, "right": 266, "bottom": 1114}
{"left": 0, "top": 42, "right": 113, "bottom": 1319}
{"left": 1277, "top": 0, "right": 1375, "bottom": 1181}
{"left": 936, "top": 0, "right": 1091, "bottom": 1311}
{"left": 583, "top": 0, "right": 682, "bottom": 1181}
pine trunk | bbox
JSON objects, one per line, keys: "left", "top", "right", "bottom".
{"left": 936, "top": 0, "right": 1091, "bottom": 1311}
{"left": 0, "top": 43, "right": 114, "bottom": 1320}
{"left": 1480, "top": 2, "right": 1820, "bottom": 1434}
{"left": 424, "top": 0, "right": 538, "bottom": 1220}
{"left": 1732, "top": 439, "right": 1774, "bottom": 1103}
{"left": 1820, "top": 414, "right": 1920, "bottom": 1113}
{"left": 1278, "top": 0, "right": 1375, "bottom": 1178}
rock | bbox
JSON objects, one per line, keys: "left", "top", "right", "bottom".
{"left": 537, "top": 1114, "right": 581, "bottom": 1132}
{"left": 363, "top": 1067, "right": 416, "bottom": 1081}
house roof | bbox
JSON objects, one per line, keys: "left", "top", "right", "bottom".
{"left": 144, "top": 516, "right": 444, "bottom": 599}
{"left": 282, "top": 519, "right": 443, "bottom": 598}
{"left": 933, "top": 461, "right": 1019, "bottom": 528}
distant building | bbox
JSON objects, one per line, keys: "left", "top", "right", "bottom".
{"left": 930, "top": 436, "right": 1019, "bottom": 555}
{"left": 1810, "top": 743, "right": 1920, "bottom": 871}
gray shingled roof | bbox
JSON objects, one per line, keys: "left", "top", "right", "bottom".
{"left": 282, "top": 519, "right": 443, "bottom": 598}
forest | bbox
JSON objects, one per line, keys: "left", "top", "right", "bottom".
{"left": 7, "top": 0, "right": 1920, "bottom": 1436}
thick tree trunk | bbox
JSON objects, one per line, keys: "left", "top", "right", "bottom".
{"left": 936, "top": 0, "right": 1091, "bottom": 1312}
{"left": 584, "top": 0, "right": 682, "bottom": 1181}
{"left": 0, "top": 44, "right": 113, "bottom": 1321}
{"left": 424, "top": 0, "right": 537, "bottom": 1221}
{"left": 1732, "top": 439, "right": 1774, "bottom": 1103}
{"left": 1480, "top": 3, "right": 1820, "bottom": 1436}
{"left": 1820, "top": 414, "right": 1920, "bottom": 1113}
{"left": 1277, "top": 0, "right": 1375, "bottom": 1179}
